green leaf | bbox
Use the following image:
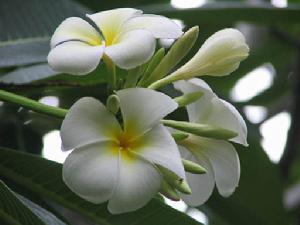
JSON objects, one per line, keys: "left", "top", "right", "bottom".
{"left": 142, "top": 3, "right": 300, "bottom": 25}
{"left": 0, "top": 64, "right": 60, "bottom": 84}
{"left": 0, "top": 180, "right": 46, "bottom": 225}
{"left": 0, "top": 148, "right": 202, "bottom": 225}
{"left": 0, "top": 0, "right": 89, "bottom": 67}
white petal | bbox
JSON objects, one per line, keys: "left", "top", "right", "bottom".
{"left": 179, "top": 146, "right": 215, "bottom": 206}
{"left": 48, "top": 41, "right": 104, "bottom": 75}
{"left": 87, "top": 8, "right": 142, "bottom": 45}
{"left": 50, "top": 17, "right": 102, "bottom": 48}
{"left": 62, "top": 142, "right": 119, "bottom": 204}
{"left": 132, "top": 124, "right": 185, "bottom": 179}
{"left": 104, "top": 30, "right": 155, "bottom": 69}
{"left": 108, "top": 152, "right": 161, "bottom": 214}
{"left": 210, "top": 98, "right": 248, "bottom": 146}
{"left": 61, "top": 97, "right": 122, "bottom": 150}
{"left": 174, "top": 79, "right": 216, "bottom": 123}
{"left": 122, "top": 15, "right": 183, "bottom": 39}
{"left": 196, "top": 137, "right": 241, "bottom": 197}
{"left": 116, "top": 88, "right": 178, "bottom": 136}
{"left": 175, "top": 79, "right": 248, "bottom": 146}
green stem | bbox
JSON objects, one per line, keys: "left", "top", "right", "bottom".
{"left": 0, "top": 90, "right": 67, "bottom": 119}
{"left": 103, "top": 55, "right": 117, "bottom": 90}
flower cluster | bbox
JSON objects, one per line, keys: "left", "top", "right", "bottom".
{"left": 49, "top": 8, "right": 249, "bottom": 214}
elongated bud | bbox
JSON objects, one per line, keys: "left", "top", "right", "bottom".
{"left": 174, "top": 179, "right": 192, "bottom": 195}
{"left": 160, "top": 180, "right": 180, "bottom": 201}
{"left": 171, "top": 131, "right": 189, "bottom": 141}
{"left": 145, "top": 26, "right": 199, "bottom": 87}
{"left": 162, "top": 119, "right": 238, "bottom": 140}
{"left": 158, "top": 166, "right": 192, "bottom": 195}
{"left": 174, "top": 91, "right": 203, "bottom": 107}
{"left": 106, "top": 95, "right": 120, "bottom": 114}
{"left": 138, "top": 48, "right": 165, "bottom": 86}
{"left": 182, "top": 159, "right": 206, "bottom": 174}
{"left": 149, "top": 28, "right": 249, "bottom": 90}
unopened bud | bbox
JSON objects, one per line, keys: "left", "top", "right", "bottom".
{"left": 160, "top": 180, "right": 180, "bottom": 201}
{"left": 162, "top": 119, "right": 238, "bottom": 140}
{"left": 174, "top": 91, "right": 203, "bottom": 107}
{"left": 106, "top": 94, "right": 120, "bottom": 114}
{"left": 171, "top": 131, "right": 189, "bottom": 141}
{"left": 182, "top": 159, "right": 206, "bottom": 174}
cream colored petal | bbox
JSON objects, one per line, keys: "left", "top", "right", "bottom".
{"left": 87, "top": 8, "right": 142, "bottom": 45}
{"left": 194, "top": 137, "right": 241, "bottom": 197}
{"left": 179, "top": 146, "right": 215, "bottom": 206}
{"left": 48, "top": 41, "right": 104, "bottom": 75}
{"left": 116, "top": 88, "right": 178, "bottom": 137}
{"left": 61, "top": 97, "right": 122, "bottom": 150}
{"left": 62, "top": 142, "right": 119, "bottom": 204}
{"left": 132, "top": 124, "right": 185, "bottom": 179}
{"left": 175, "top": 79, "right": 248, "bottom": 146}
{"left": 104, "top": 29, "right": 156, "bottom": 69}
{"left": 108, "top": 152, "right": 161, "bottom": 214}
{"left": 122, "top": 15, "right": 183, "bottom": 39}
{"left": 50, "top": 17, "right": 102, "bottom": 48}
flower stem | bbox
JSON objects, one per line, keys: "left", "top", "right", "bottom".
{"left": 0, "top": 89, "right": 67, "bottom": 118}
{"left": 103, "top": 55, "right": 117, "bottom": 90}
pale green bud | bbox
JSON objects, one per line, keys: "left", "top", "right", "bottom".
{"left": 106, "top": 94, "right": 120, "bottom": 114}
{"left": 158, "top": 165, "right": 192, "bottom": 195}
{"left": 174, "top": 91, "right": 203, "bottom": 107}
{"left": 182, "top": 159, "right": 206, "bottom": 174}
{"left": 171, "top": 131, "right": 189, "bottom": 141}
{"left": 160, "top": 180, "right": 180, "bottom": 201}
{"left": 161, "top": 119, "right": 238, "bottom": 140}
{"left": 145, "top": 26, "right": 199, "bottom": 87}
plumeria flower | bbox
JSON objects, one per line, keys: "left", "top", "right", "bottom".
{"left": 173, "top": 78, "right": 248, "bottom": 206}
{"left": 61, "top": 88, "right": 185, "bottom": 214}
{"left": 48, "top": 8, "right": 183, "bottom": 75}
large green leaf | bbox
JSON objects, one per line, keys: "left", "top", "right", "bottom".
{"left": 0, "top": 148, "right": 202, "bottom": 225}
{"left": 142, "top": 3, "right": 300, "bottom": 25}
{"left": 0, "top": 180, "right": 45, "bottom": 225}
{"left": 0, "top": 0, "right": 89, "bottom": 67}
{"left": 0, "top": 64, "right": 60, "bottom": 84}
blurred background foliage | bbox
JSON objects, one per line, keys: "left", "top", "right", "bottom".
{"left": 0, "top": 0, "right": 300, "bottom": 224}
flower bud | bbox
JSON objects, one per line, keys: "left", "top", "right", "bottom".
{"left": 160, "top": 180, "right": 180, "bottom": 201}
{"left": 182, "top": 159, "right": 206, "bottom": 174}
{"left": 172, "top": 28, "right": 249, "bottom": 79}
{"left": 149, "top": 28, "right": 249, "bottom": 90}
{"left": 106, "top": 94, "right": 120, "bottom": 114}
{"left": 162, "top": 119, "right": 238, "bottom": 140}
{"left": 174, "top": 91, "right": 203, "bottom": 107}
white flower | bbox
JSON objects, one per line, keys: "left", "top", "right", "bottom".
{"left": 173, "top": 78, "right": 248, "bottom": 206}
{"left": 48, "top": 8, "right": 183, "bottom": 75}
{"left": 61, "top": 88, "right": 185, "bottom": 214}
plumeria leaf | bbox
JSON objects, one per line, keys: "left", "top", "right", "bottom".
{"left": 0, "top": 148, "right": 203, "bottom": 225}
{"left": 0, "top": 64, "right": 60, "bottom": 84}
{"left": 0, "top": 180, "right": 46, "bottom": 225}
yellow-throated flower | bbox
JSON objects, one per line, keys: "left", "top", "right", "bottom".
{"left": 48, "top": 8, "right": 182, "bottom": 75}
{"left": 61, "top": 88, "right": 185, "bottom": 214}
{"left": 173, "top": 78, "right": 248, "bottom": 206}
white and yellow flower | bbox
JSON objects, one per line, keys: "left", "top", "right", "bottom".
{"left": 61, "top": 88, "right": 185, "bottom": 214}
{"left": 173, "top": 78, "right": 248, "bottom": 206}
{"left": 48, "top": 8, "right": 183, "bottom": 75}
